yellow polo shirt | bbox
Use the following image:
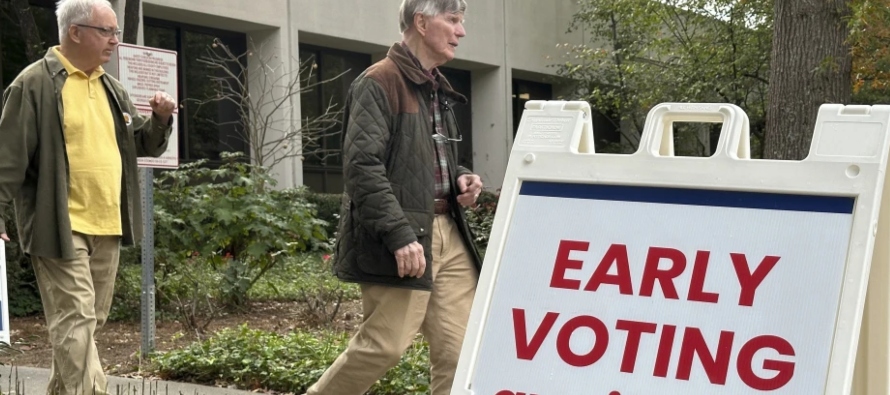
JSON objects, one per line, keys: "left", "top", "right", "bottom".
{"left": 54, "top": 47, "right": 123, "bottom": 236}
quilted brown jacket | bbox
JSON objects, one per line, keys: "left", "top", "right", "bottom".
{"left": 332, "top": 43, "right": 482, "bottom": 290}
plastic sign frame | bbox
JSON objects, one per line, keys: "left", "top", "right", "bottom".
{"left": 452, "top": 101, "right": 890, "bottom": 395}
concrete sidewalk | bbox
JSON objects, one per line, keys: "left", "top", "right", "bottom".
{"left": 0, "top": 366, "right": 257, "bottom": 395}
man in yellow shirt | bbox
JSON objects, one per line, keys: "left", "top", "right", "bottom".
{"left": 0, "top": 0, "right": 175, "bottom": 393}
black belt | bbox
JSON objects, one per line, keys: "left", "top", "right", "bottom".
{"left": 434, "top": 199, "right": 450, "bottom": 215}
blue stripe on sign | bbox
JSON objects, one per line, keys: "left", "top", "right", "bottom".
{"left": 519, "top": 181, "right": 855, "bottom": 214}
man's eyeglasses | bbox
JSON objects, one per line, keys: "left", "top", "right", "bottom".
{"left": 75, "top": 24, "right": 122, "bottom": 38}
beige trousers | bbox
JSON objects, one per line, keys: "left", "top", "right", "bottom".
{"left": 307, "top": 215, "right": 478, "bottom": 395}
{"left": 32, "top": 232, "right": 121, "bottom": 395}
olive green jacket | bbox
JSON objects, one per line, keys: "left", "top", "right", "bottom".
{"left": 332, "top": 43, "right": 483, "bottom": 291}
{"left": 0, "top": 48, "right": 172, "bottom": 259}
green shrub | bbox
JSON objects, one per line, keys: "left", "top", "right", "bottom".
{"left": 119, "top": 244, "right": 141, "bottom": 266}
{"left": 300, "top": 192, "right": 342, "bottom": 238}
{"left": 109, "top": 245, "right": 143, "bottom": 322}
{"left": 465, "top": 189, "right": 499, "bottom": 254}
{"left": 156, "top": 254, "right": 226, "bottom": 333}
{"left": 2, "top": 206, "right": 42, "bottom": 317}
{"left": 249, "top": 253, "right": 359, "bottom": 302}
{"left": 153, "top": 325, "right": 430, "bottom": 394}
{"left": 109, "top": 263, "right": 142, "bottom": 322}
{"left": 250, "top": 254, "right": 359, "bottom": 328}
{"left": 152, "top": 152, "right": 330, "bottom": 308}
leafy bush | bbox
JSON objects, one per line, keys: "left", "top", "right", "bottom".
{"left": 119, "top": 244, "right": 141, "bottom": 266}
{"left": 152, "top": 152, "right": 330, "bottom": 309}
{"left": 109, "top": 244, "right": 143, "bottom": 322}
{"left": 301, "top": 191, "right": 342, "bottom": 238}
{"left": 109, "top": 263, "right": 143, "bottom": 322}
{"left": 465, "top": 189, "right": 499, "bottom": 254}
{"left": 153, "top": 325, "right": 430, "bottom": 394}
{"left": 249, "top": 254, "right": 355, "bottom": 301}
{"left": 157, "top": 254, "right": 227, "bottom": 334}
{"left": 250, "top": 253, "right": 360, "bottom": 328}
{"left": 2, "top": 206, "right": 42, "bottom": 317}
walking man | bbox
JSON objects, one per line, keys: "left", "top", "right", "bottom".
{"left": 305, "top": 0, "right": 483, "bottom": 394}
{"left": 0, "top": 0, "right": 175, "bottom": 393}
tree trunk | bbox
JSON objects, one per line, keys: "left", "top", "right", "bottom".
{"left": 763, "top": 0, "right": 852, "bottom": 160}
{"left": 11, "top": 0, "right": 43, "bottom": 62}
{"left": 122, "top": 0, "right": 141, "bottom": 45}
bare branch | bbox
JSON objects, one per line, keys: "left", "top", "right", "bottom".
{"left": 181, "top": 37, "right": 351, "bottom": 170}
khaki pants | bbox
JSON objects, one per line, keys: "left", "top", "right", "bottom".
{"left": 307, "top": 215, "right": 478, "bottom": 395}
{"left": 32, "top": 233, "right": 121, "bottom": 395}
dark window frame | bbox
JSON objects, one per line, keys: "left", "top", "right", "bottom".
{"left": 439, "top": 67, "right": 474, "bottom": 171}
{"left": 299, "top": 43, "right": 372, "bottom": 194}
{"left": 144, "top": 17, "right": 249, "bottom": 166}
{"left": 512, "top": 78, "right": 553, "bottom": 138}
{"left": 298, "top": 45, "right": 475, "bottom": 193}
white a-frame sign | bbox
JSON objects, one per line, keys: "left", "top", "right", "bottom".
{"left": 452, "top": 102, "right": 890, "bottom": 395}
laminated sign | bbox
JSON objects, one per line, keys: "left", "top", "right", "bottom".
{"left": 452, "top": 102, "right": 890, "bottom": 395}
{"left": 115, "top": 43, "right": 180, "bottom": 169}
{"left": 0, "top": 240, "right": 9, "bottom": 346}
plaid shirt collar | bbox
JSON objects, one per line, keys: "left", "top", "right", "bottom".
{"left": 399, "top": 42, "right": 451, "bottom": 200}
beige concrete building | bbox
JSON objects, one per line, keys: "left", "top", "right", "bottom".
{"left": 105, "top": 0, "right": 611, "bottom": 192}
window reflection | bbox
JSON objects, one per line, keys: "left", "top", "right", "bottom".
{"left": 299, "top": 45, "right": 370, "bottom": 193}
{"left": 144, "top": 18, "right": 248, "bottom": 164}
{"left": 440, "top": 67, "right": 473, "bottom": 170}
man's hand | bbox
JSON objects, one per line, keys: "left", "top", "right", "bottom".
{"left": 0, "top": 233, "right": 8, "bottom": 242}
{"left": 456, "top": 174, "right": 483, "bottom": 207}
{"left": 394, "top": 241, "right": 425, "bottom": 278}
{"left": 149, "top": 91, "right": 176, "bottom": 124}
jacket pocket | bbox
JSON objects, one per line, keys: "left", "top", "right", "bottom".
{"left": 402, "top": 209, "right": 432, "bottom": 247}
{"left": 356, "top": 209, "right": 431, "bottom": 277}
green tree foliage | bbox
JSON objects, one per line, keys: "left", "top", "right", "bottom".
{"left": 556, "top": 0, "right": 772, "bottom": 154}
{"left": 850, "top": 0, "right": 890, "bottom": 103}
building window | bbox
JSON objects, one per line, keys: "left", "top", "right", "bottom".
{"left": 512, "top": 79, "right": 553, "bottom": 137}
{"left": 439, "top": 67, "right": 473, "bottom": 171}
{"left": 144, "top": 18, "right": 248, "bottom": 164}
{"left": 297, "top": 47, "right": 474, "bottom": 193}
{"left": 299, "top": 44, "right": 371, "bottom": 194}
{"left": 512, "top": 78, "right": 621, "bottom": 150}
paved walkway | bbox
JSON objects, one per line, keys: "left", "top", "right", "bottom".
{"left": 0, "top": 366, "right": 257, "bottom": 395}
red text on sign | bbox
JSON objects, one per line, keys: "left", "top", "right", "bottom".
{"left": 549, "top": 240, "right": 779, "bottom": 307}
{"left": 512, "top": 309, "right": 795, "bottom": 391}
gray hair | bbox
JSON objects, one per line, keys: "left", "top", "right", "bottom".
{"left": 56, "top": 0, "right": 113, "bottom": 41}
{"left": 399, "top": 0, "right": 467, "bottom": 33}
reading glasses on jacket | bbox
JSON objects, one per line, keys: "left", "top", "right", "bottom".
{"left": 435, "top": 99, "right": 463, "bottom": 142}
